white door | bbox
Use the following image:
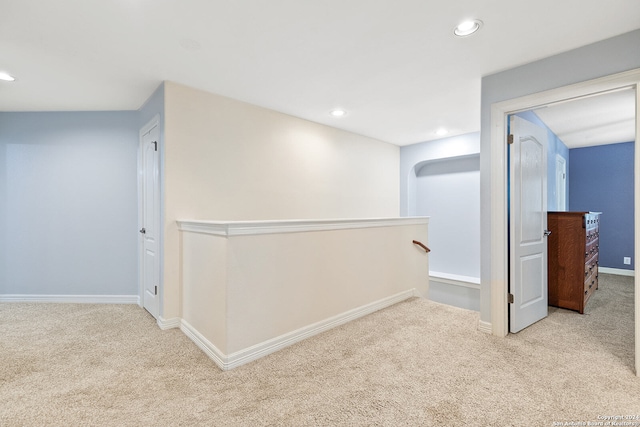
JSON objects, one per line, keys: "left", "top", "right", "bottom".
{"left": 140, "top": 121, "right": 160, "bottom": 319}
{"left": 509, "top": 115, "right": 548, "bottom": 333}
{"left": 556, "top": 154, "right": 567, "bottom": 211}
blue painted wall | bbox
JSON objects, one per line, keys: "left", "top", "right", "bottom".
{"left": 0, "top": 111, "right": 140, "bottom": 296}
{"left": 569, "top": 142, "right": 634, "bottom": 270}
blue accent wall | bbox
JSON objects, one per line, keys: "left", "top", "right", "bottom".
{"left": 569, "top": 142, "right": 634, "bottom": 270}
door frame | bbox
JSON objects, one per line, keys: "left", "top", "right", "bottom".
{"left": 138, "top": 114, "right": 161, "bottom": 313}
{"left": 489, "top": 68, "right": 640, "bottom": 374}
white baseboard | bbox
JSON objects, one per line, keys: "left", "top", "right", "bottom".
{"left": 177, "top": 289, "right": 417, "bottom": 371}
{"left": 225, "top": 289, "right": 417, "bottom": 370}
{"left": 0, "top": 294, "right": 140, "bottom": 304}
{"left": 157, "top": 316, "right": 181, "bottom": 330}
{"left": 599, "top": 267, "right": 635, "bottom": 277}
{"left": 478, "top": 320, "right": 492, "bottom": 334}
{"left": 180, "top": 319, "right": 227, "bottom": 369}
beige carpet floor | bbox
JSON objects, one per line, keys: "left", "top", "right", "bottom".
{"left": 1, "top": 273, "right": 639, "bottom": 426}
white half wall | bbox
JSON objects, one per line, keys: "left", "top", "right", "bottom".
{"left": 178, "top": 217, "right": 429, "bottom": 369}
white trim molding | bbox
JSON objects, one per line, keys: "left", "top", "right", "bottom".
{"left": 180, "top": 320, "right": 226, "bottom": 368}
{"left": 157, "top": 316, "right": 181, "bottom": 330}
{"left": 177, "top": 217, "right": 429, "bottom": 237}
{"left": 430, "top": 271, "right": 480, "bottom": 290}
{"left": 599, "top": 267, "right": 635, "bottom": 277}
{"left": 478, "top": 320, "right": 492, "bottom": 334}
{"left": 0, "top": 294, "right": 140, "bottom": 304}
{"left": 179, "top": 289, "right": 417, "bottom": 371}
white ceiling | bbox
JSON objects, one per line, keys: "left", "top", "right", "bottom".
{"left": 1, "top": 0, "right": 639, "bottom": 146}
{"left": 534, "top": 89, "right": 636, "bottom": 148}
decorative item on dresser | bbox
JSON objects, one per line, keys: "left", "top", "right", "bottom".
{"left": 547, "top": 211, "right": 601, "bottom": 314}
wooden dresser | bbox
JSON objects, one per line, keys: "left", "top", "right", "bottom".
{"left": 547, "top": 211, "right": 601, "bottom": 314}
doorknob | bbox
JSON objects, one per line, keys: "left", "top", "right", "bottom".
{"left": 139, "top": 228, "right": 146, "bottom": 234}
{"left": 543, "top": 230, "right": 552, "bottom": 237}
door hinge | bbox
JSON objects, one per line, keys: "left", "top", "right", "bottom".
{"left": 507, "top": 134, "right": 514, "bottom": 145}
{"left": 152, "top": 141, "right": 158, "bottom": 151}
{"left": 154, "top": 286, "right": 158, "bottom": 296}
{"left": 508, "top": 293, "right": 514, "bottom": 304}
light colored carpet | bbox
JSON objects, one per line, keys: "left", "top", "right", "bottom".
{"left": 1, "top": 273, "right": 639, "bottom": 426}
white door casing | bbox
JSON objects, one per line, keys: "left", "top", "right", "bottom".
{"left": 139, "top": 117, "right": 160, "bottom": 319}
{"left": 509, "top": 115, "right": 548, "bottom": 333}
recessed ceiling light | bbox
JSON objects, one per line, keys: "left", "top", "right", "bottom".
{"left": 0, "top": 72, "right": 16, "bottom": 82}
{"left": 330, "top": 109, "right": 347, "bottom": 117}
{"left": 454, "top": 19, "right": 483, "bottom": 37}
{"left": 435, "top": 128, "right": 449, "bottom": 136}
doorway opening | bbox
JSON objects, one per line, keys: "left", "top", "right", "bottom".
{"left": 489, "top": 68, "right": 640, "bottom": 375}
{"left": 508, "top": 89, "right": 635, "bottom": 338}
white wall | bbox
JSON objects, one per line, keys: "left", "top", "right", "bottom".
{"left": 0, "top": 112, "right": 139, "bottom": 297}
{"left": 163, "top": 82, "right": 401, "bottom": 319}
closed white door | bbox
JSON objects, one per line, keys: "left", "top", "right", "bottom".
{"left": 140, "top": 122, "right": 160, "bottom": 319}
{"left": 509, "top": 115, "right": 548, "bottom": 333}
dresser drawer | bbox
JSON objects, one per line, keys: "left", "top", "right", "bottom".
{"left": 584, "top": 253, "right": 598, "bottom": 278}
{"left": 585, "top": 239, "right": 599, "bottom": 259}
{"left": 584, "top": 271, "right": 597, "bottom": 293}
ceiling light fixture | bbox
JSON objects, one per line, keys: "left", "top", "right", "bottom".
{"left": 0, "top": 71, "right": 16, "bottom": 82}
{"left": 330, "top": 109, "right": 347, "bottom": 117}
{"left": 454, "top": 19, "right": 483, "bottom": 37}
{"left": 435, "top": 128, "right": 449, "bottom": 136}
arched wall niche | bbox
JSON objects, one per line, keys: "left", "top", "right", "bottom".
{"left": 411, "top": 154, "right": 480, "bottom": 278}
{"left": 400, "top": 133, "right": 481, "bottom": 310}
